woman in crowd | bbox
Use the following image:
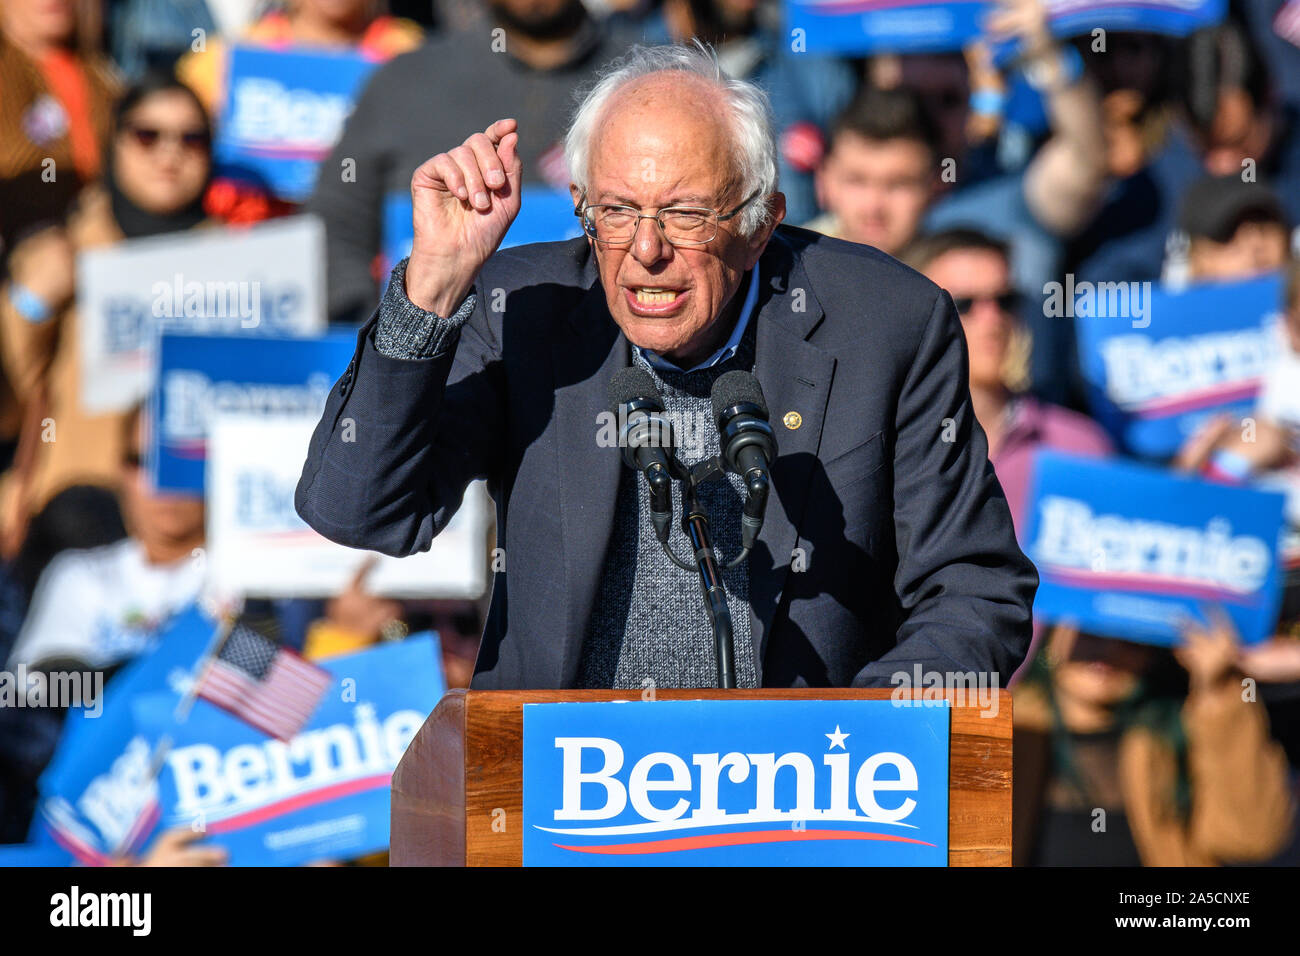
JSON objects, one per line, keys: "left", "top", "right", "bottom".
{"left": 0, "top": 73, "right": 214, "bottom": 555}
{"left": 1014, "top": 616, "right": 1295, "bottom": 865}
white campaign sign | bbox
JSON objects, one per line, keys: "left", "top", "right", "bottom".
{"left": 78, "top": 215, "right": 326, "bottom": 413}
{"left": 206, "top": 414, "right": 489, "bottom": 599}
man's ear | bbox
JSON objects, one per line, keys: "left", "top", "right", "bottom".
{"left": 746, "top": 192, "right": 786, "bottom": 268}
{"left": 570, "top": 183, "right": 595, "bottom": 252}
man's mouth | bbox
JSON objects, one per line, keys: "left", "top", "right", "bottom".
{"left": 625, "top": 286, "right": 688, "bottom": 314}
{"left": 633, "top": 287, "right": 681, "bottom": 303}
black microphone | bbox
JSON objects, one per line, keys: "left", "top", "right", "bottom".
{"left": 711, "top": 371, "right": 777, "bottom": 552}
{"left": 609, "top": 367, "right": 678, "bottom": 544}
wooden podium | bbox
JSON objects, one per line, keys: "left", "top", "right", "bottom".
{"left": 390, "top": 688, "right": 1012, "bottom": 866}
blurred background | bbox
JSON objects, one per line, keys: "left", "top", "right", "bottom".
{"left": 0, "top": 0, "right": 1299, "bottom": 867}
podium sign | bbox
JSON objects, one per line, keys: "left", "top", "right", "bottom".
{"left": 521, "top": 699, "right": 949, "bottom": 866}
{"left": 391, "top": 689, "right": 1012, "bottom": 866}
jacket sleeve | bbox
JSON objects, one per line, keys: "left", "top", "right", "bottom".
{"left": 294, "top": 263, "right": 505, "bottom": 557}
{"left": 851, "top": 288, "right": 1039, "bottom": 687}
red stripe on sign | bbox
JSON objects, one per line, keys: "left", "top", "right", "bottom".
{"left": 205, "top": 773, "right": 393, "bottom": 832}
{"left": 555, "top": 828, "right": 937, "bottom": 855}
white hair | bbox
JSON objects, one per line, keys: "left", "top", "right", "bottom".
{"left": 563, "top": 41, "right": 779, "bottom": 237}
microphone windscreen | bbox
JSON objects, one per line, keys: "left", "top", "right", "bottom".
{"left": 608, "top": 366, "right": 663, "bottom": 416}
{"left": 711, "top": 370, "right": 769, "bottom": 423}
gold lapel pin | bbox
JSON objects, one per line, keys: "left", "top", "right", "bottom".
{"left": 783, "top": 411, "right": 802, "bottom": 430}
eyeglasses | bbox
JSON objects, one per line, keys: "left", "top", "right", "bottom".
{"left": 952, "top": 291, "right": 1021, "bottom": 316}
{"left": 123, "top": 125, "right": 210, "bottom": 153}
{"left": 574, "top": 189, "right": 762, "bottom": 246}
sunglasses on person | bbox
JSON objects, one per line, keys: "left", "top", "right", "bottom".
{"left": 950, "top": 290, "right": 1022, "bottom": 316}
{"left": 123, "top": 125, "right": 210, "bottom": 152}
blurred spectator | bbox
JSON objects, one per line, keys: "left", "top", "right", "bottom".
{"left": 0, "top": 0, "right": 120, "bottom": 476}
{"left": 0, "top": 72, "right": 213, "bottom": 553}
{"left": 0, "top": 485, "right": 126, "bottom": 666}
{"left": 1014, "top": 617, "right": 1295, "bottom": 866}
{"left": 0, "top": 484, "right": 125, "bottom": 843}
{"left": 618, "top": 0, "right": 858, "bottom": 225}
{"left": 309, "top": 0, "right": 637, "bottom": 323}
{"left": 805, "top": 86, "right": 938, "bottom": 258}
{"left": 111, "top": 0, "right": 218, "bottom": 80}
{"left": 6, "top": 408, "right": 206, "bottom": 674}
{"left": 1179, "top": 174, "right": 1291, "bottom": 282}
{"left": 0, "top": 0, "right": 120, "bottom": 261}
{"left": 925, "top": 0, "right": 1108, "bottom": 405}
{"left": 905, "top": 228, "right": 1113, "bottom": 680}
{"left": 1069, "top": 19, "right": 1300, "bottom": 289}
{"left": 903, "top": 229, "right": 1113, "bottom": 535}
{"left": 176, "top": 0, "right": 423, "bottom": 117}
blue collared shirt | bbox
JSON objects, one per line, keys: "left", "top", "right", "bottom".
{"left": 635, "top": 266, "right": 760, "bottom": 374}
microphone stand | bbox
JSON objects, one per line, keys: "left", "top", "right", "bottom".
{"left": 673, "top": 459, "right": 737, "bottom": 689}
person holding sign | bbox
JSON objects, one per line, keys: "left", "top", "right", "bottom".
{"left": 297, "top": 43, "right": 1038, "bottom": 691}
{"left": 1013, "top": 615, "right": 1295, "bottom": 866}
{"left": 0, "top": 74, "right": 214, "bottom": 553}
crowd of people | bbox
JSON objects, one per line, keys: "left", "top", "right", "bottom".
{"left": 0, "top": 0, "right": 1298, "bottom": 866}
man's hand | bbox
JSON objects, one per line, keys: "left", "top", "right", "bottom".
{"left": 405, "top": 118, "right": 524, "bottom": 316}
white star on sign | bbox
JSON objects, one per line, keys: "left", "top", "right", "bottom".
{"left": 826, "top": 725, "right": 849, "bottom": 750}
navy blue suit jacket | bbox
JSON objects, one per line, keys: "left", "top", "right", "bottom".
{"left": 296, "top": 224, "right": 1038, "bottom": 689}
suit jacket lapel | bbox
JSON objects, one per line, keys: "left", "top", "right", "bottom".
{"left": 749, "top": 234, "right": 833, "bottom": 684}
{"left": 552, "top": 281, "right": 628, "bottom": 687}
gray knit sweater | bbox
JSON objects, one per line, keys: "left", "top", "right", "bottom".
{"left": 374, "top": 260, "right": 757, "bottom": 689}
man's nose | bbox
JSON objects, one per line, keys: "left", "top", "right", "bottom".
{"left": 630, "top": 215, "right": 671, "bottom": 267}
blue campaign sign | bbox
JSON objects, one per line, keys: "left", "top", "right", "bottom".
{"left": 784, "top": 0, "right": 1224, "bottom": 56}
{"left": 1075, "top": 273, "right": 1282, "bottom": 460}
{"left": 34, "top": 603, "right": 217, "bottom": 863}
{"left": 215, "top": 45, "right": 379, "bottom": 202}
{"left": 381, "top": 186, "right": 584, "bottom": 272}
{"left": 522, "top": 699, "right": 950, "bottom": 866}
{"left": 134, "top": 633, "right": 444, "bottom": 866}
{"left": 784, "top": 0, "right": 989, "bottom": 55}
{"left": 149, "top": 331, "right": 354, "bottom": 493}
{"left": 1023, "top": 451, "right": 1287, "bottom": 646}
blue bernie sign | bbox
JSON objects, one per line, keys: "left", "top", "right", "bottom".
{"left": 1024, "top": 450, "right": 1286, "bottom": 646}
{"left": 216, "top": 45, "right": 379, "bottom": 202}
{"left": 523, "top": 698, "right": 949, "bottom": 866}
{"left": 783, "top": 0, "right": 1224, "bottom": 56}
{"left": 149, "top": 331, "right": 355, "bottom": 493}
{"left": 133, "top": 634, "right": 444, "bottom": 866}
{"left": 1075, "top": 273, "right": 1283, "bottom": 460}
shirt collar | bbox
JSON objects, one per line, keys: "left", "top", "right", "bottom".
{"left": 636, "top": 266, "right": 760, "bottom": 374}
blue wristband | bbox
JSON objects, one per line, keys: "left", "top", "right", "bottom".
{"left": 1207, "top": 449, "right": 1254, "bottom": 482}
{"left": 969, "top": 88, "right": 1006, "bottom": 118}
{"left": 8, "top": 283, "right": 52, "bottom": 324}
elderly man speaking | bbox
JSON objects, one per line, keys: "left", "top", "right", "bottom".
{"left": 296, "top": 43, "right": 1038, "bottom": 691}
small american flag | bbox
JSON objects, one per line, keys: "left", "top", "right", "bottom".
{"left": 195, "top": 623, "right": 331, "bottom": 741}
